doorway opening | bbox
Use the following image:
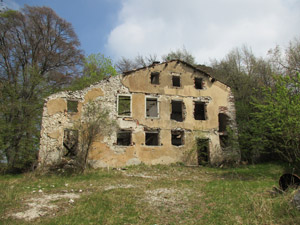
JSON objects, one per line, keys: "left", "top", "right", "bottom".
{"left": 196, "top": 138, "right": 209, "bottom": 165}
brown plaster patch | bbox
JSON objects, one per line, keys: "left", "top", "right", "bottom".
{"left": 84, "top": 88, "right": 104, "bottom": 103}
{"left": 89, "top": 142, "right": 110, "bottom": 159}
{"left": 47, "top": 130, "right": 61, "bottom": 139}
{"left": 47, "top": 98, "right": 66, "bottom": 116}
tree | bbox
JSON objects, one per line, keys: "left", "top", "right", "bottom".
{"left": 115, "top": 48, "right": 196, "bottom": 73}
{"left": 162, "top": 47, "right": 196, "bottom": 65}
{"left": 70, "top": 53, "right": 117, "bottom": 90}
{"left": 115, "top": 56, "right": 135, "bottom": 73}
{"left": 74, "top": 101, "right": 118, "bottom": 172}
{"left": 115, "top": 54, "right": 158, "bottom": 73}
{"left": 210, "top": 46, "right": 274, "bottom": 162}
{"left": 0, "top": 6, "right": 83, "bottom": 172}
{"left": 250, "top": 74, "right": 300, "bottom": 169}
{"left": 268, "top": 37, "right": 300, "bottom": 76}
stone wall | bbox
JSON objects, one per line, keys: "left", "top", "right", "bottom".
{"left": 38, "top": 75, "right": 131, "bottom": 167}
{"left": 39, "top": 61, "right": 241, "bottom": 168}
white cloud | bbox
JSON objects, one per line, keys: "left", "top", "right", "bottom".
{"left": 4, "top": 0, "right": 21, "bottom": 10}
{"left": 106, "top": 0, "right": 300, "bottom": 64}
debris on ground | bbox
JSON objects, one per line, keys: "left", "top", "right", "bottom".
{"left": 10, "top": 193, "right": 80, "bottom": 221}
{"left": 292, "top": 189, "right": 300, "bottom": 210}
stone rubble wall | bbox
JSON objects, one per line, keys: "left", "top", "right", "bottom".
{"left": 39, "top": 71, "right": 241, "bottom": 168}
{"left": 38, "top": 75, "right": 133, "bottom": 167}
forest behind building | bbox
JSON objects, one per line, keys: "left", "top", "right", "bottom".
{"left": 0, "top": 5, "right": 300, "bottom": 173}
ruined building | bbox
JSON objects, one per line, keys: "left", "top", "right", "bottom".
{"left": 39, "top": 60, "right": 240, "bottom": 168}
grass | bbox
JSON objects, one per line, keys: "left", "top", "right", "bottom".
{"left": 0, "top": 162, "right": 299, "bottom": 224}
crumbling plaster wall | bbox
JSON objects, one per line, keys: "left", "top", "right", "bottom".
{"left": 122, "top": 61, "right": 239, "bottom": 165}
{"left": 39, "top": 61, "right": 240, "bottom": 168}
{"left": 38, "top": 75, "right": 137, "bottom": 167}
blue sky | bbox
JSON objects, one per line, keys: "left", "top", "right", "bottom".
{"left": 7, "top": 0, "right": 122, "bottom": 58}
{"left": 4, "top": 0, "right": 300, "bottom": 64}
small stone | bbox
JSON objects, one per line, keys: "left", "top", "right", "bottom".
{"left": 79, "top": 189, "right": 83, "bottom": 193}
{"left": 38, "top": 189, "right": 43, "bottom": 193}
{"left": 65, "top": 183, "right": 69, "bottom": 187}
{"left": 69, "top": 199, "right": 74, "bottom": 203}
{"left": 292, "top": 190, "right": 300, "bottom": 210}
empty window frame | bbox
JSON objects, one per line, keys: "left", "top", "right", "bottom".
{"left": 63, "top": 129, "right": 78, "bottom": 157}
{"left": 117, "top": 130, "right": 132, "bottom": 146}
{"left": 146, "top": 97, "right": 158, "bottom": 118}
{"left": 171, "top": 100, "right": 184, "bottom": 122}
{"left": 145, "top": 131, "right": 159, "bottom": 146}
{"left": 195, "top": 77, "right": 203, "bottom": 89}
{"left": 172, "top": 76, "right": 180, "bottom": 87}
{"left": 117, "top": 95, "right": 131, "bottom": 116}
{"left": 194, "top": 102, "right": 206, "bottom": 120}
{"left": 151, "top": 72, "right": 160, "bottom": 84}
{"left": 171, "top": 130, "right": 184, "bottom": 146}
{"left": 219, "top": 135, "right": 229, "bottom": 149}
{"left": 67, "top": 100, "right": 78, "bottom": 113}
{"left": 218, "top": 113, "right": 229, "bottom": 132}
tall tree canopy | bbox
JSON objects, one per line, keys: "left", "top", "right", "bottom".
{"left": 115, "top": 54, "right": 158, "bottom": 73}
{"left": 210, "top": 46, "right": 274, "bottom": 162}
{"left": 0, "top": 6, "right": 83, "bottom": 171}
{"left": 251, "top": 74, "right": 300, "bottom": 168}
{"left": 268, "top": 37, "right": 300, "bottom": 76}
{"left": 115, "top": 47, "right": 195, "bottom": 73}
{"left": 70, "top": 53, "right": 117, "bottom": 91}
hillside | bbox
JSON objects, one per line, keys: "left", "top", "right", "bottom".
{"left": 1, "top": 163, "right": 299, "bottom": 224}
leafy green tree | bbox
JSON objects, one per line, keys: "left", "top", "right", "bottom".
{"left": 0, "top": 6, "right": 83, "bottom": 172}
{"left": 210, "top": 46, "right": 274, "bottom": 162}
{"left": 250, "top": 74, "right": 300, "bottom": 168}
{"left": 70, "top": 53, "right": 117, "bottom": 90}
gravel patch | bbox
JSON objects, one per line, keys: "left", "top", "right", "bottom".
{"left": 11, "top": 193, "right": 80, "bottom": 221}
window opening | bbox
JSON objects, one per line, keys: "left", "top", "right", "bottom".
{"left": 118, "top": 95, "right": 131, "bottom": 116}
{"left": 194, "top": 102, "right": 206, "bottom": 120}
{"left": 117, "top": 131, "right": 131, "bottom": 146}
{"left": 67, "top": 100, "right": 78, "bottom": 113}
{"left": 171, "top": 100, "right": 184, "bottom": 122}
{"left": 146, "top": 98, "right": 158, "bottom": 117}
{"left": 151, "top": 72, "right": 160, "bottom": 84}
{"left": 145, "top": 131, "right": 159, "bottom": 146}
{"left": 63, "top": 129, "right": 78, "bottom": 157}
{"left": 195, "top": 77, "right": 203, "bottom": 89}
{"left": 219, "top": 135, "right": 229, "bottom": 148}
{"left": 171, "top": 130, "right": 184, "bottom": 146}
{"left": 218, "top": 113, "right": 229, "bottom": 132}
{"left": 172, "top": 76, "right": 180, "bottom": 87}
{"left": 196, "top": 138, "right": 209, "bottom": 165}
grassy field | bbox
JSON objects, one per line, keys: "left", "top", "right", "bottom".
{"left": 0, "top": 162, "right": 299, "bottom": 225}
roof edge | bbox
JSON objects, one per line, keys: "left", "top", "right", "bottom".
{"left": 122, "top": 59, "right": 230, "bottom": 88}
